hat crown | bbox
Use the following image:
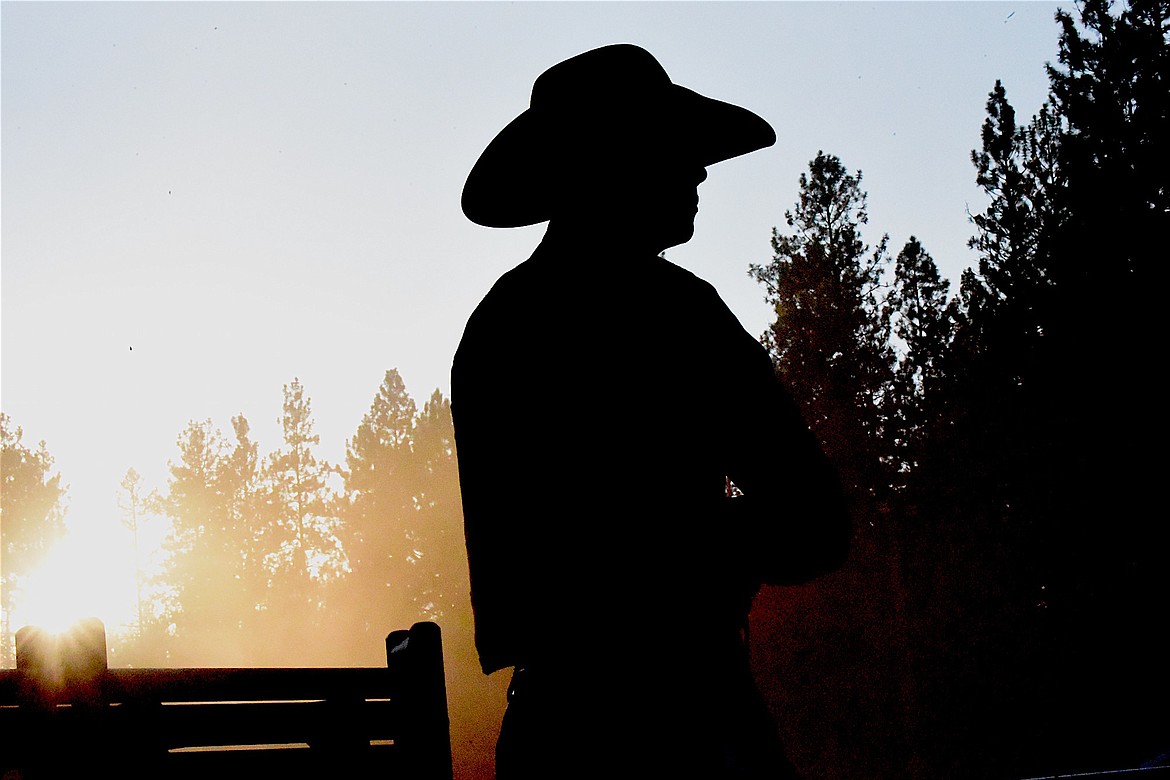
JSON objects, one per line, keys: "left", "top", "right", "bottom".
{"left": 530, "top": 44, "right": 671, "bottom": 112}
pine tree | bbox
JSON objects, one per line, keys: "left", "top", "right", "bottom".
{"left": 749, "top": 151, "right": 894, "bottom": 505}
{"left": 338, "top": 374, "right": 467, "bottom": 635}
{"left": 748, "top": 153, "right": 912, "bottom": 777}
{"left": 109, "top": 468, "right": 171, "bottom": 665}
{"left": 337, "top": 369, "right": 418, "bottom": 637}
{"left": 259, "top": 379, "right": 347, "bottom": 630}
{"left": 158, "top": 419, "right": 234, "bottom": 662}
{"left": 404, "top": 390, "right": 465, "bottom": 623}
{"left": 344, "top": 370, "right": 417, "bottom": 563}
{"left": 1042, "top": 0, "right": 1166, "bottom": 511}
{"left": 117, "top": 468, "right": 149, "bottom": 637}
{"left": 882, "top": 237, "right": 953, "bottom": 481}
{"left": 1048, "top": 0, "right": 1168, "bottom": 301}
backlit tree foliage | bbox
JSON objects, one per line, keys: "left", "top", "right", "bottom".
{"left": 749, "top": 152, "right": 894, "bottom": 509}
{"left": 260, "top": 379, "right": 348, "bottom": 613}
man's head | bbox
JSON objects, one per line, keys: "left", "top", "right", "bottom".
{"left": 552, "top": 139, "right": 709, "bottom": 255}
{"left": 462, "top": 44, "right": 774, "bottom": 236}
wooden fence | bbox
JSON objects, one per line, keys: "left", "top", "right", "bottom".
{"left": 0, "top": 618, "right": 453, "bottom": 779}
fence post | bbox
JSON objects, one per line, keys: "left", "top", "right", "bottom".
{"left": 16, "top": 618, "right": 108, "bottom": 706}
{"left": 388, "top": 621, "right": 454, "bottom": 780}
{"left": 64, "top": 618, "right": 107, "bottom": 708}
{"left": 15, "top": 625, "right": 57, "bottom": 711}
{"left": 13, "top": 619, "right": 109, "bottom": 777}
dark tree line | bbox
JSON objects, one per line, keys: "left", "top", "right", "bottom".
{"left": 748, "top": 2, "right": 1167, "bottom": 777}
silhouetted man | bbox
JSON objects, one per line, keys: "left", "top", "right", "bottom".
{"left": 453, "top": 44, "right": 850, "bottom": 779}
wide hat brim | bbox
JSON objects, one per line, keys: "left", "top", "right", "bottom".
{"left": 462, "top": 45, "right": 776, "bottom": 229}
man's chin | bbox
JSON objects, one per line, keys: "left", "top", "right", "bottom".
{"left": 660, "top": 224, "right": 696, "bottom": 252}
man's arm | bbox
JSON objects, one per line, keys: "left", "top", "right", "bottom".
{"left": 722, "top": 319, "right": 852, "bottom": 586}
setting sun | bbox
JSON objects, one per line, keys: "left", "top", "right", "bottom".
{"left": 9, "top": 515, "right": 156, "bottom": 639}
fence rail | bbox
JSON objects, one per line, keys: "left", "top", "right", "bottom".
{"left": 0, "top": 618, "right": 453, "bottom": 780}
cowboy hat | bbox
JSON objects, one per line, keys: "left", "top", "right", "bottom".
{"left": 462, "top": 44, "right": 776, "bottom": 228}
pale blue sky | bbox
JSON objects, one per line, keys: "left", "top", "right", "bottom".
{"left": 3, "top": 1, "right": 1062, "bottom": 532}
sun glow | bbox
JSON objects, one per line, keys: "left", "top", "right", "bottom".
{"left": 10, "top": 513, "right": 162, "bottom": 639}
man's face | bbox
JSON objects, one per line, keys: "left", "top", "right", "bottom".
{"left": 634, "top": 154, "right": 708, "bottom": 252}
{"left": 558, "top": 141, "right": 708, "bottom": 254}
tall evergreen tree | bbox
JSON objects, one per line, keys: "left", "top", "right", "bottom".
{"left": 260, "top": 379, "right": 348, "bottom": 625}
{"left": 117, "top": 467, "right": 150, "bottom": 637}
{"left": 945, "top": 76, "right": 1068, "bottom": 606}
{"left": 882, "top": 237, "right": 953, "bottom": 482}
{"left": 1048, "top": 0, "right": 1168, "bottom": 302}
{"left": 110, "top": 468, "right": 171, "bottom": 666}
{"left": 404, "top": 390, "right": 465, "bottom": 623}
{"left": 220, "top": 414, "right": 267, "bottom": 632}
{"left": 344, "top": 372, "right": 417, "bottom": 562}
{"left": 158, "top": 419, "right": 235, "bottom": 661}
{"left": 338, "top": 374, "right": 468, "bottom": 632}
{"left": 748, "top": 153, "right": 912, "bottom": 778}
{"left": 1042, "top": 0, "right": 1167, "bottom": 521}
{"left": 337, "top": 369, "right": 418, "bottom": 635}
{"left": 898, "top": 75, "right": 1074, "bottom": 780}
{"left": 968, "top": 82, "right": 1056, "bottom": 307}
{"left": 749, "top": 151, "right": 894, "bottom": 505}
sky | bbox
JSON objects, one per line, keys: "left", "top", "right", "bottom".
{"left": 2, "top": 0, "right": 1064, "bottom": 583}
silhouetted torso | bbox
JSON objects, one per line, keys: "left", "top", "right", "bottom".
{"left": 455, "top": 239, "right": 752, "bottom": 665}
{"left": 452, "top": 234, "right": 848, "bottom": 778}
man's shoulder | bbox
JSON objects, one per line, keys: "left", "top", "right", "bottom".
{"left": 649, "top": 256, "right": 745, "bottom": 331}
{"left": 653, "top": 255, "right": 720, "bottom": 296}
{"left": 454, "top": 257, "right": 546, "bottom": 365}
{"left": 463, "top": 260, "right": 540, "bottom": 326}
